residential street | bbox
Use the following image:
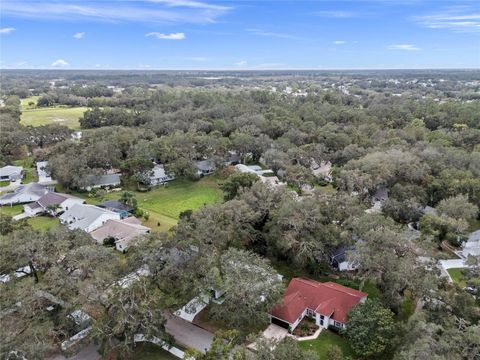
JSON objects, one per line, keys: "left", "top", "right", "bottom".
{"left": 165, "top": 312, "right": 214, "bottom": 353}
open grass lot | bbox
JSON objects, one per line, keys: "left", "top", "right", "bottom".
{"left": 447, "top": 268, "right": 467, "bottom": 287}
{"left": 73, "top": 177, "right": 223, "bottom": 233}
{"left": 298, "top": 330, "right": 355, "bottom": 359}
{"left": 20, "top": 96, "right": 40, "bottom": 110}
{"left": 20, "top": 106, "right": 88, "bottom": 130}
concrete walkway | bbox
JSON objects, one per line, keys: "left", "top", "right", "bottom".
{"left": 165, "top": 312, "right": 214, "bottom": 353}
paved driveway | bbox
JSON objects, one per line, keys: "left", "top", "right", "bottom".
{"left": 165, "top": 312, "right": 214, "bottom": 353}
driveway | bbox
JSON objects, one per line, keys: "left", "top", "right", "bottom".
{"left": 247, "top": 324, "right": 288, "bottom": 351}
{"left": 165, "top": 312, "right": 214, "bottom": 353}
{"left": 47, "top": 343, "right": 100, "bottom": 360}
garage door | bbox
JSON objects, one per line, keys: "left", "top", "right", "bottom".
{"left": 271, "top": 317, "right": 290, "bottom": 329}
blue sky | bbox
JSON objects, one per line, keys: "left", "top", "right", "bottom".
{"left": 1, "top": 0, "right": 479, "bottom": 69}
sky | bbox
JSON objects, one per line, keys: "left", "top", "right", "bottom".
{"left": 0, "top": 0, "right": 479, "bottom": 70}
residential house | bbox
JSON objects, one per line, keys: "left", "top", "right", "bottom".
{"left": 23, "top": 192, "right": 85, "bottom": 216}
{"left": 0, "top": 183, "right": 50, "bottom": 206}
{"left": 90, "top": 217, "right": 150, "bottom": 252}
{"left": 439, "top": 230, "right": 480, "bottom": 281}
{"left": 270, "top": 278, "right": 367, "bottom": 331}
{"left": 82, "top": 173, "right": 121, "bottom": 190}
{"left": 149, "top": 164, "right": 175, "bottom": 186}
{"left": 329, "top": 246, "right": 359, "bottom": 271}
{"left": 235, "top": 164, "right": 286, "bottom": 188}
{"left": 59, "top": 204, "right": 120, "bottom": 233}
{"left": 36, "top": 161, "right": 52, "bottom": 183}
{"left": 310, "top": 160, "right": 333, "bottom": 182}
{"left": 98, "top": 200, "right": 133, "bottom": 219}
{"left": 226, "top": 151, "right": 240, "bottom": 165}
{"left": 0, "top": 165, "right": 23, "bottom": 182}
{"left": 195, "top": 160, "right": 215, "bottom": 176}
{"left": 365, "top": 185, "right": 389, "bottom": 214}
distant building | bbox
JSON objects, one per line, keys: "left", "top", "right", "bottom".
{"left": 148, "top": 164, "right": 175, "bottom": 186}
{"left": 195, "top": 160, "right": 216, "bottom": 176}
{"left": 0, "top": 165, "right": 23, "bottom": 182}
{"left": 82, "top": 174, "right": 121, "bottom": 190}
{"left": 0, "top": 183, "right": 49, "bottom": 206}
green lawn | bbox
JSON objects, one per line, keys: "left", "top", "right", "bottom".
{"left": 12, "top": 158, "right": 38, "bottom": 184}
{"left": 26, "top": 216, "right": 59, "bottom": 231}
{"left": 20, "top": 106, "right": 88, "bottom": 130}
{"left": 0, "top": 181, "right": 10, "bottom": 187}
{"left": 69, "top": 177, "right": 223, "bottom": 233}
{"left": 20, "top": 96, "right": 40, "bottom": 110}
{"left": 299, "top": 330, "right": 355, "bottom": 359}
{"left": 0, "top": 204, "right": 23, "bottom": 216}
{"left": 134, "top": 343, "right": 179, "bottom": 360}
{"left": 447, "top": 268, "right": 467, "bottom": 287}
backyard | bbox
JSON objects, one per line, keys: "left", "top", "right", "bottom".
{"left": 77, "top": 177, "right": 223, "bottom": 232}
{"left": 447, "top": 268, "right": 467, "bottom": 288}
{"left": 298, "top": 330, "right": 355, "bottom": 359}
{"left": 0, "top": 204, "right": 59, "bottom": 231}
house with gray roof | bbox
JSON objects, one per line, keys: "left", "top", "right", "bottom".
{"left": 0, "top": 165, "right": 23, "bottom": 182}
{"left": 59, "top": 204, "right": 121, "bottom": 233}
{"left": 149, "top": 164, "right": 175, "bottom": 186}
{"left": 82, "top": 173, "right": 121, "bottom": 190}
{"left": 0, "top": 183, "right": 49, "bottom": 206}
{"left": 195, "top": 160, "right": 215, "bottom": 176}
{"left": 90, "top": 217, "right": 150, "bottom": 252}
{"left": 23, "top": 192, "right": 85, "bottom": 216}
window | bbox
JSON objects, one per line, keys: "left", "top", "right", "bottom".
{"left": 320, "top": 315, "right": 324, "bottom": 320}
{"left": 334, "top": 321, "right": 343, "bottom": 328}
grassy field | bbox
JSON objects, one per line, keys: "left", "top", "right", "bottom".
{"left": 447, "top": 268, "right": 467, "bottom": 287}
{"left": 20, "top": 96, "right": 40, "bottom": 110}
{"left": 20, "top": 106, "right": 87, "bottom": 130}
{"left": 72, "top": 177, "right": 223, "bottom": 232}
{"left": 0, "top": 204, "right": 23, "bottom": 216}
{"left": 299, "top": 330, "right": 355, "bottom": 359}
{"left": 0, "top": 204, "right": 60, "bottom": 232}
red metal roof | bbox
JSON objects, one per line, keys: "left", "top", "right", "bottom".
{"left": 271, "top": 278, "right": 367, "bottom": 324}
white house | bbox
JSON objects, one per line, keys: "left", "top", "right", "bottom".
{"left": 270, "top": 278, "right": 367, "bottom": 331}
{"left": 23, "top": 192, "right": 85, "bottom": 216}
{"left": 149, "top": 164, "right": 175, "bottom": 186}
{"left": 0, "top": 183, "right": 50, "bottom": 206}
{"left": 0, "top": 165, "right": 23, "bottom": 183}
{"left": 234, "top": 164, "right": 285, "bottom": 188}
{"left": 59, "top": 204, "right": 120, "bottom": 233}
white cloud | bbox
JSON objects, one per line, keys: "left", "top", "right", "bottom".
{"left": 73, "top": 32, "right": 85, "bottom": 39}
{"left": 246, "top": 28, "right": 299, "bottom": 40}
{"left": 333, "top": 40, "right": 346, "bottom": 45}
{"left": 234, "top": 60, "right": 247, "bottom": 67}
{"left": 414, "top": 7, "right": 480, "bottom": 33}
{"left": 315, "top": 11, "right": 357, "bottom": 18}
{"left": 146, "top": 32, "right": 185, "bottom": 40}
{"left": 387, "top": 44, "right": 421, "bottom": 51}
{"left": 0, "top": 27, "right": 15, "bottom": 34}
{"left": 51, "top": 59, "right": 69, "bottom": 67}
{"left": 1, "top": 0, "right": 230, "bottom": 24}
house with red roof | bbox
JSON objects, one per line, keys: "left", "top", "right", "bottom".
{"left": 270, "top": 278, "right": 367, "bottom": 332}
